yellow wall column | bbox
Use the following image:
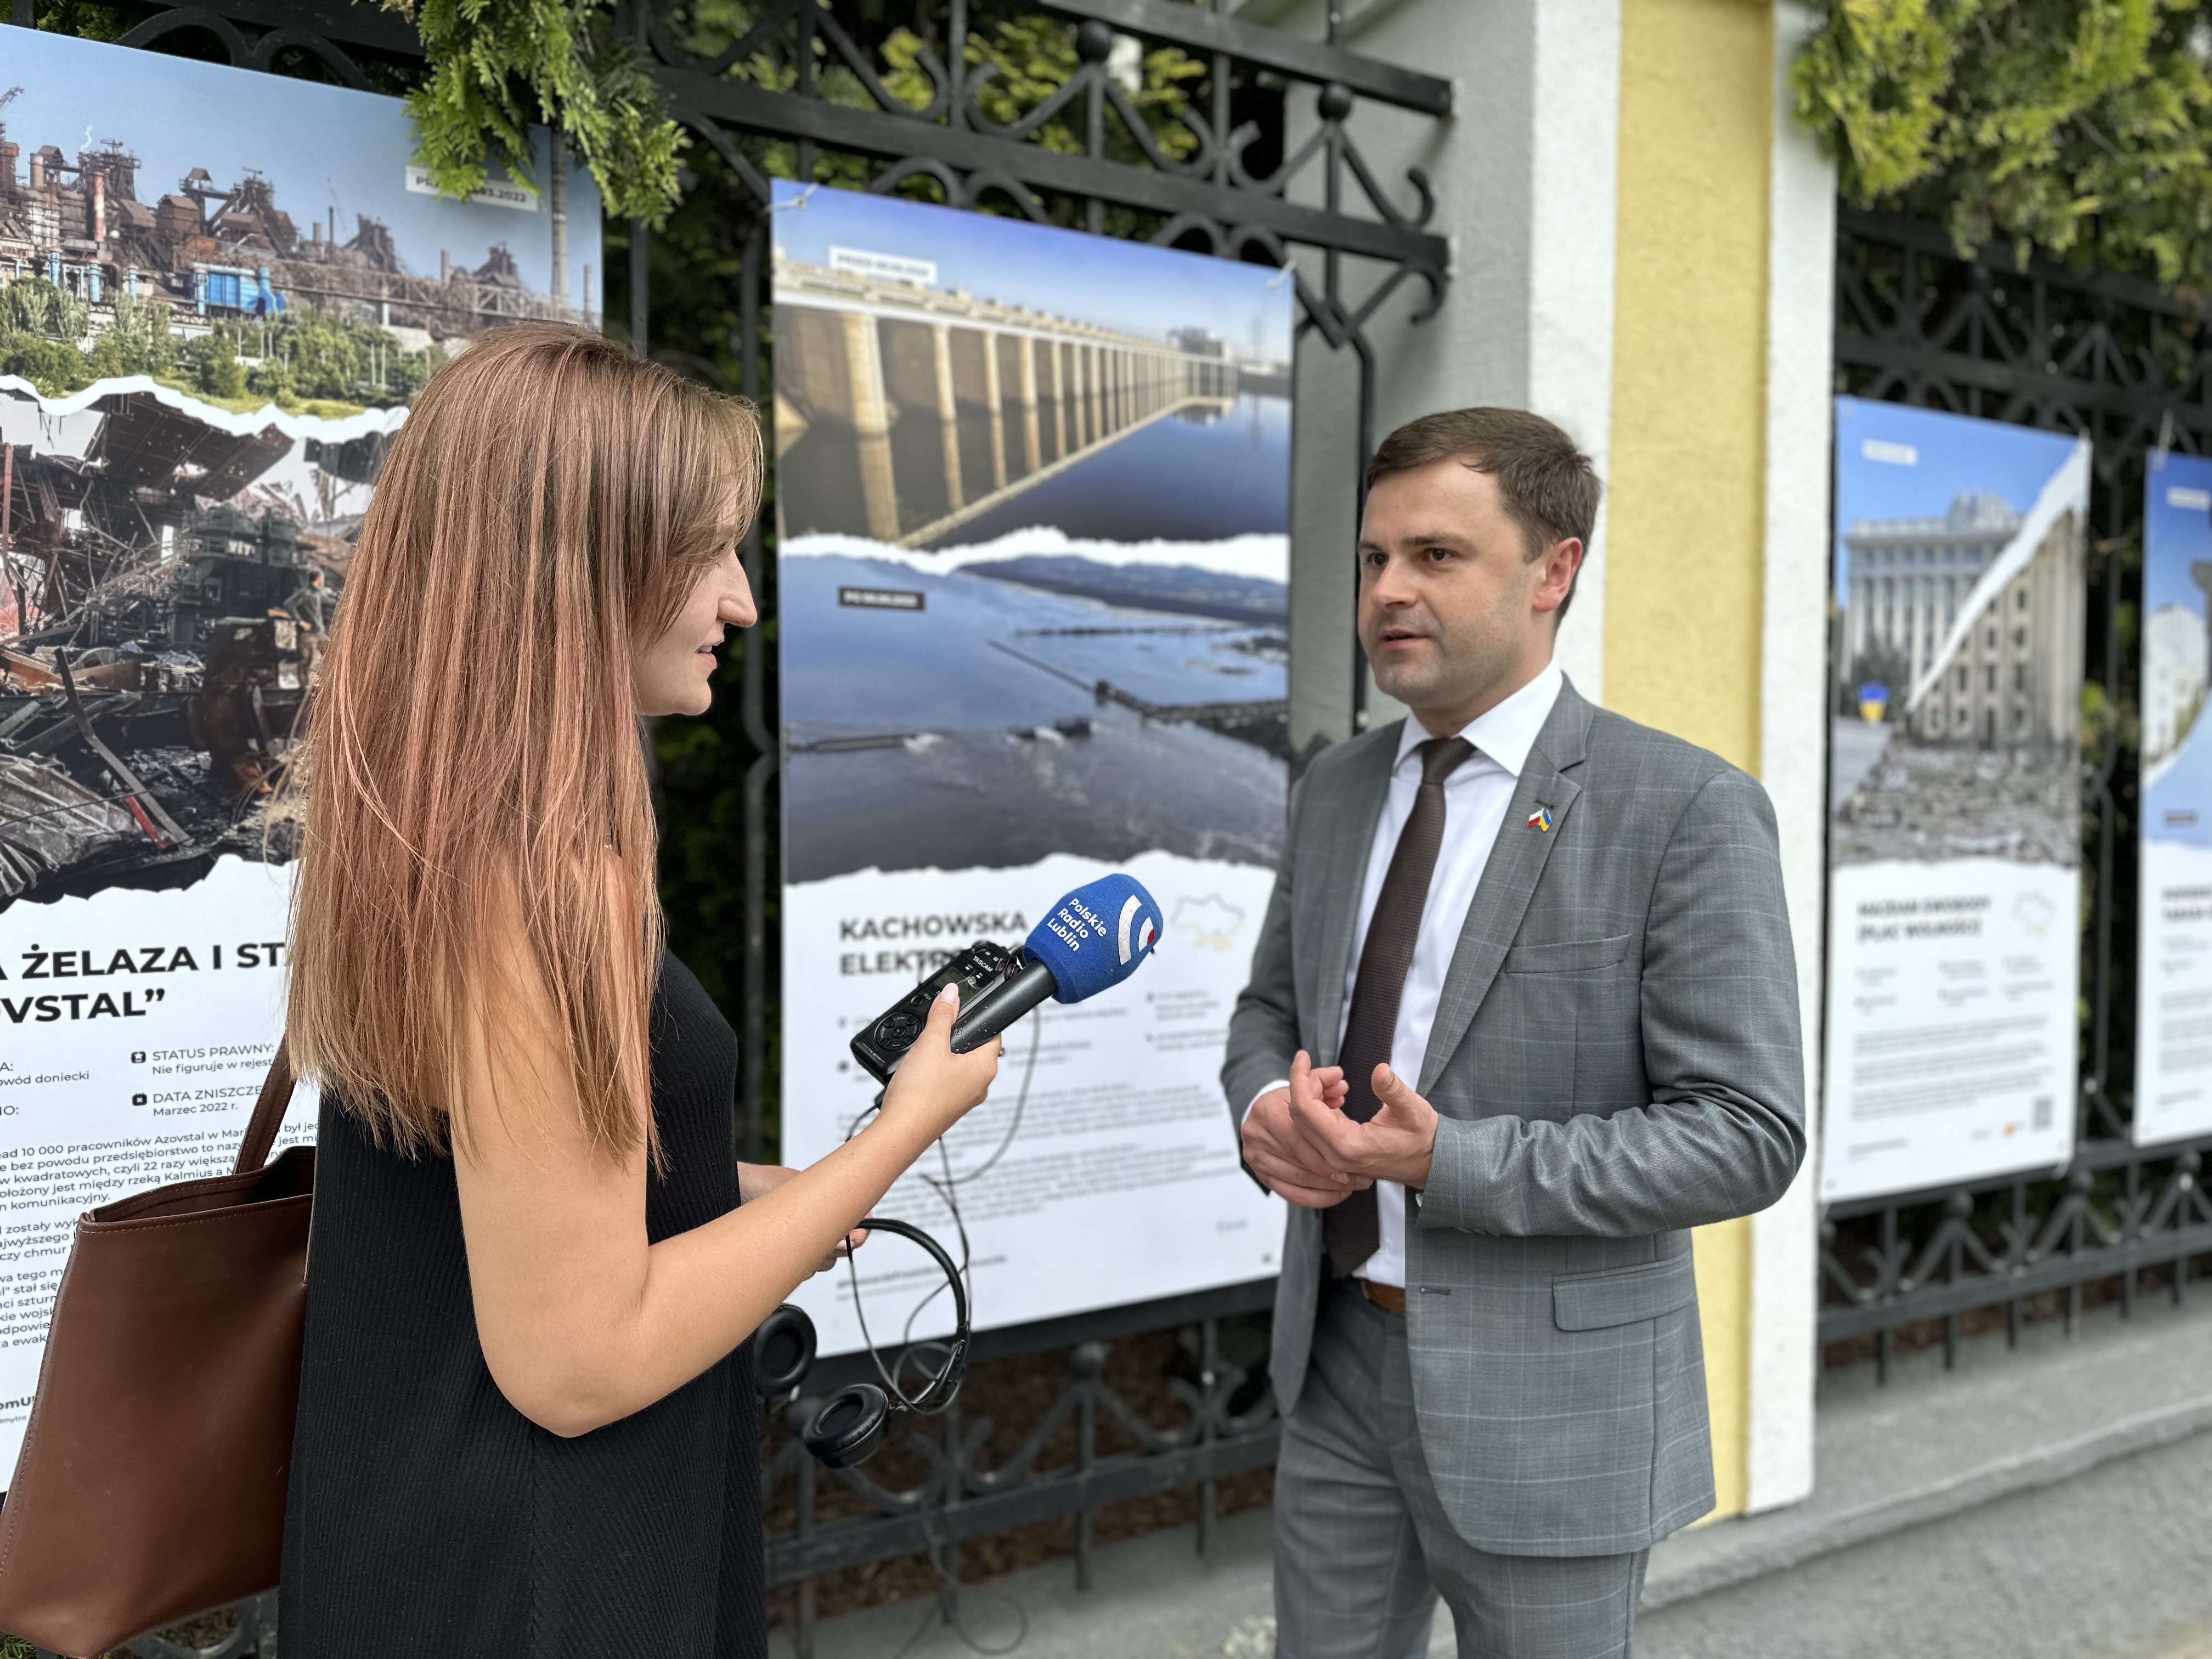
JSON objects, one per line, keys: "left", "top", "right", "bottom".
{"left": 1605, "top": 0, "right": 1776, "bottom": 1523}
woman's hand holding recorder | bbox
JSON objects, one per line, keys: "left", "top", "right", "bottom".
{"left": 881, "top": 985, "right": 1002, "bottom": 1141}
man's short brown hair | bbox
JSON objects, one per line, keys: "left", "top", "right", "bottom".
{"left": 1365, "top": 408, "right": 1601, "bottom": 622}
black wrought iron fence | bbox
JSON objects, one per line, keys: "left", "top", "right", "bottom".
{"left": 616, "top": 6, "right": 1450, "bottom": 1647}
{"left": 0, "top": 3, "right": 1455, "bottom": 1654}
{"left": 1822, "top": 210, "right": 2212, "bottom": 1380}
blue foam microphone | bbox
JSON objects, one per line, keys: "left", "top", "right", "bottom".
{"left": 949, "top": 874, "right": 1163, "bottom": 1052}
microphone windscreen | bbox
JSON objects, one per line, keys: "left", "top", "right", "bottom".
{"left": 1025, "top": 874, "right": 1163, "bottom": 1003}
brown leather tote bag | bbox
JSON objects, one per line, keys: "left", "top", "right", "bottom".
{"left": 0, "top": 1047, "right": 309, "bottom": 1658}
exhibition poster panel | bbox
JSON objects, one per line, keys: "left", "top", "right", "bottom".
{"left": 1821, "top": 398, "right": 2087, "bottom": 1202}
{"left": 0, "top": 31, "right": 600, "bottom": 1477}
{"left": 2136, "top": 451, "right": 2212, "bottom": 1144}
{"left": 771, "top": 180, "right": 1291, "bottom": 1352}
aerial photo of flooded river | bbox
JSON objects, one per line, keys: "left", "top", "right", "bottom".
{"left": 780, "top": 550, "right": 1287, "bottom": 881}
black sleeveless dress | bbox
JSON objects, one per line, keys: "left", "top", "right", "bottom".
{"left": 279, "top": 955, "right": 765, "bottom": 1657}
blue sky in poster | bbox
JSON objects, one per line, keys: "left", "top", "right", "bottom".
{"left": 2143, "top": 451, "right": 2212, "bottom": 847}
{"left": 4, "top": 29, "right": 601, "bottom": 299}
{"left": 2146, "top": 450, "right": 2212, "bottom": 621}
{"left": 770, "top": 179, "right": 1294, "bottom": 363}
{"left": 1833, "top": 397, "right": 2080, "bottom": 600}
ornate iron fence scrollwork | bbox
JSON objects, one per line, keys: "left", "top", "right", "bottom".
{"left": 639, "top": 13, "right": 1451, "bottom": 1641}
{"left": 765, "top": 1308, "right": 1280, "bottom": 1585}
{"left": 1825, "top": 210, "right": 2212, "bottom": 1379}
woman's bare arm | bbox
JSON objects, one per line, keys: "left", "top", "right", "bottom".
{"left": 738, "top": 1163, "right": 866, "bottom": 1269}
{"left": 454, "top": 947, "right": 995, "bottom": 1438}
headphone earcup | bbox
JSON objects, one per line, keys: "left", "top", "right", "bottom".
{"left": 804, "top": 1383, "right": 893, "bottom": 1469}
{"left": 754, "top": 1304, "right": 817, "bottom": 1398}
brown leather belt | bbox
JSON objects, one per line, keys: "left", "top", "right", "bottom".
{"left": 1362, "top": 1280, "right": 1407, "bottom": 1314}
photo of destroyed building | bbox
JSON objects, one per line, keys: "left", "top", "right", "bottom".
{"left": 1838, "top": 490, "right": 2086, "bottom": 751}
{"left": 1827, "top": 406, "right": 2089, "bottom": 869}
{"left": 772, "top": 181, "right": 1295, "bottom": 883}
{"left": 0, "top": 386, "right": 373, "bottom": 902}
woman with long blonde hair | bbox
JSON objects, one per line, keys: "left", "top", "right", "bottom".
{"left": 277, "top": 324, "right": 998, "bottom": 1656}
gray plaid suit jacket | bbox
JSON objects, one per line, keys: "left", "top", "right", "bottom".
{"left": 1222, "top": 676, "right": 1804, "bottom": 1559}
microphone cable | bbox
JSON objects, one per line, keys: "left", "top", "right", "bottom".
{"left": 899, "top": 997, "right": 1044, "bottom": 1357}
{"left": 838, "top": 1007, "right": 1048, "bottom": 1656}
{"left": 840, "top": 997, "right": 1045, "bottom": 1366}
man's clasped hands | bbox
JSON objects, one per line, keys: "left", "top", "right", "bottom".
{"left": 1238, "top": 1052, "right": 1443, "bottom": 1210}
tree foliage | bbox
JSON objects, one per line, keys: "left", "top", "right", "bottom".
{"left": 0, "top": 278, "right": 90, "bottom": 343}
{"left": 0, "top": 283, "right": 438, "bottom": 410}
{"left": 1792, "top": 0, "right": 2212, "bottom": 286}
{"left": 680, "top": 3, "right": 1207, "bottom": 201}
{"left": 375, "top": 0, "right": 688, "bottom": 224}
{"left": 959, "top": 16, "right": 1205, "bottom": 167}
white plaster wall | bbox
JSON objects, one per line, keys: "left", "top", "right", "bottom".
{"left": 1246, "top": 0, "right": 1619, "bottom": 741}
{"left": 1749, "top": 0, "right": 1835, "bottom": 1515}
{"left": 1523, "top": 0, "right": 1621, "bottom": 703}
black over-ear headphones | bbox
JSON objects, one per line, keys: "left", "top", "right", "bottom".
{"left": 752, "top": 1215, "right": 970, "bottom": 1470}
{"left": 753, "top": 1301, "right": 817, "bottom": 1396}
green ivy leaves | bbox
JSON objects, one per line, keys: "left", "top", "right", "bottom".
{"left": 377, "top": 0, "right": 687, "bottom": 226}
{"left": 377, "top": 3, "right": 1208, "bottom": 234}
{"left": 1793, "top": 0, "right": 2212, "bottom": 289}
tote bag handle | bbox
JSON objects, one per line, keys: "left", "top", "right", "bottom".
{"left": 234, "top": 1040, "right": 296, "bottom": 1174}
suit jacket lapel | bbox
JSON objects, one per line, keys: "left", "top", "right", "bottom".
{"left": 1418, "top": 682, "right": 1594, "bottom": 1095}
{"left": 1310, "top": 723, "right": 1400, "bottom": 1065}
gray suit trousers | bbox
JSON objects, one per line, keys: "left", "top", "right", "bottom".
{"left": 1276, "top": 1282, "right": 1648, "bottom": 1659}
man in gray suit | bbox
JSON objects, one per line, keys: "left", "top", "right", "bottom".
{"left": 1224, "top": 408, "right": 1804, "bottom": 1658}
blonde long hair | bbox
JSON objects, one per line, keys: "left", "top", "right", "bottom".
{"left": 287, "top": 323, "right": 763, "bottom": 1160}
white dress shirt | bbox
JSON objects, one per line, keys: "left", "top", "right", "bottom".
{"left": 1248, "top": 661, "right": 1564, "bottom": 1286}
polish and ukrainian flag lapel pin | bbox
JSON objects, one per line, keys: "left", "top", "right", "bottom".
{"left": 1527, "top": 805, "right": 1555, "bottom": 833}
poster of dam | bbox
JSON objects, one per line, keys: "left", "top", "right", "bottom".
{"left": 771, "top": 180, "right": 1293, "bottom": 1351}
{"left": 0, "top": 28, "right": 600, "bottom": 1481}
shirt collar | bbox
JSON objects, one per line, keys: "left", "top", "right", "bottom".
{"left": 1392, "top": 660, "right": 1564, "bottom": 781}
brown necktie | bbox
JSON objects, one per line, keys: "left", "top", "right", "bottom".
{"left": 1323, "top": 735, "right": 1475, "bottom": 1278}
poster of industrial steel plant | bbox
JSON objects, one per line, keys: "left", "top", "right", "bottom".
{"left": 771, "top": 180, "right": 1293, "bottom": 1351}
{"left": 1821, "top": 398, "right": 2088, "bottom": 1205}
{"left": 0, "top": 29, "right": 601, "bottom": 908}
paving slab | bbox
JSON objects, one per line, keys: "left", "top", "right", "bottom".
{"left": 1647, "top": 1289, "right": 2212, "bottom": 1611}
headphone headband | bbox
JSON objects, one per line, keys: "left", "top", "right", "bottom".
{"left": 851, "top": 1215, "right": 970, "bottom": 1413}
{"left": 776, "top": 1214, "right": 972, "bottom": 1468}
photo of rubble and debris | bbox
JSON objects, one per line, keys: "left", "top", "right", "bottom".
{"left": 1829, "top": 399, "right": 2089, "bottom": 869}
{"left": 0, "top": 30, "right": 601, "bottom": 907}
